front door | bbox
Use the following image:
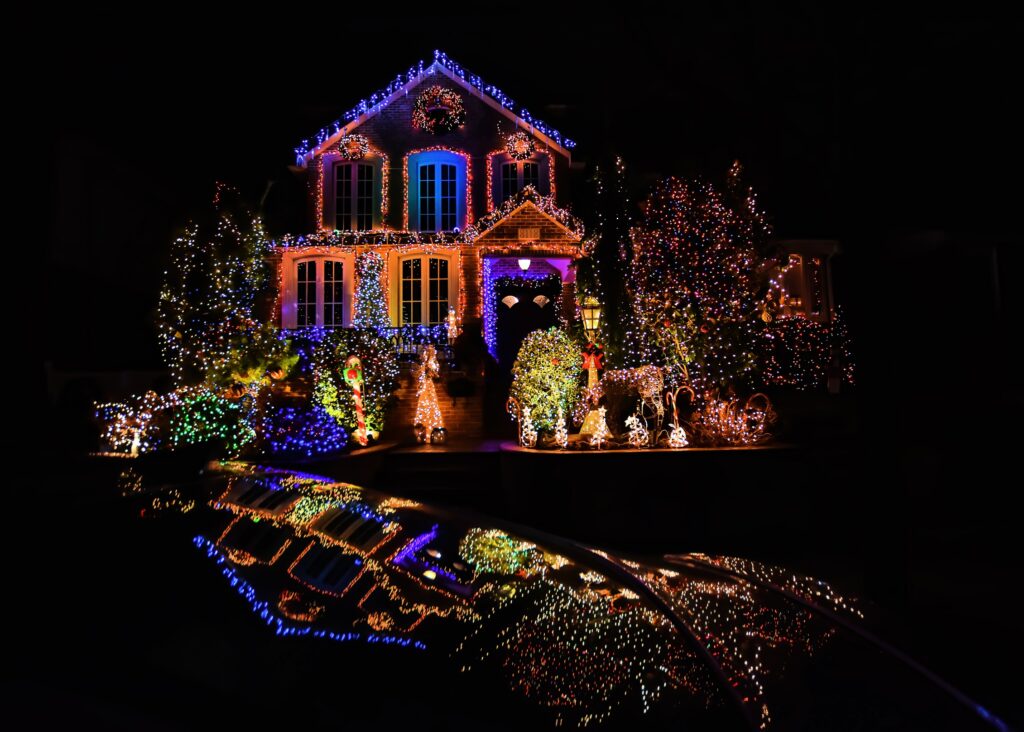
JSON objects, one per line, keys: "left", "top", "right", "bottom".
{"left": 495, "top": 278, "right": 562, "bottom": 370}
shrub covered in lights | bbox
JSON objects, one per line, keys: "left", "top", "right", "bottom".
{"left": 510, "top": 328, "right": 582, "bottom": 432}
{"left": 760, "top": 309, "right": 856, "bottom": 391}
{"left": 259, "top": 403, "right": 348, "bottom": 457}
{"left": 312, "top": 328, "right": 399, "bottom": 439}
{"left": 169, "top": 388, "right": 254, "bottom": 454}
{"left": 458, "top": 528, "right": 542, "bottom": 577}
{"left": 205, "top": 323, "right": 299, "bottom": 389}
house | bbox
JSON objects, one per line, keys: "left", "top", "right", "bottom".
{"left": 272, "top": 51, "right": 589, "bottom": 372}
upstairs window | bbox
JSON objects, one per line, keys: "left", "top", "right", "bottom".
{"left": 497, "top": 159, "right": 546, "bottom": 205}
{"left": 407, "top": 151, "right": 467, "bottom": 232}
{"left": 335, "top": 162, "right": 375, "bottom": 231}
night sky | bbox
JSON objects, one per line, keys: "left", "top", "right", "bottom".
{"left": 37, "top": 11, "right": 1014, "bottom": 373}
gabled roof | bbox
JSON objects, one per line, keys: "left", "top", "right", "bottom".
{"left": 470, "top": 188, "right": 584, "bottom": 242}
{"left": 294, "top": 50, "right": 576, "bottom": 167}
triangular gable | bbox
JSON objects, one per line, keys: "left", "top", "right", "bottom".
{"left": 473, "top": 200, "right": 583, "bottom": 245}
{"left": 294, "top": 50, "right": 575, "bottom": 167}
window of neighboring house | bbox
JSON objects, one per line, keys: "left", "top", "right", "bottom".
{"left": 497, "top": 159, "right": 544, "bottom": 204}
{"left": 408, "top": 151, "right": 466, "bottom": 232}
{"left": 294, "top": 258, "right": 347, "bottom": 328}
{"left": 399, "top": 256, "right": 452, "bottom": 326}
{"left": 335, "top": 162, "right": 375, "bottom": 231}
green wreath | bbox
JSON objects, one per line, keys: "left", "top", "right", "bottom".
{"left": 412, "top": 86, "right": 466, "bottom": 134}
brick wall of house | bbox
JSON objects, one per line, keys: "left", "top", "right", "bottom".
{"left": 382, "top": 362, "right": 484, "bottom": 441}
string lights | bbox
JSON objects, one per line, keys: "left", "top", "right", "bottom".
{"left": 412, "top": 345, "right": 444, "bottom": 443}
{"left": 509, "top": 328, "right": 582, "bottom": 435}
{"left": 294, "top": 49, "right": 575, "bottom": 166}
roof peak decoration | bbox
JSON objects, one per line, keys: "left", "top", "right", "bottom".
{"left": 294, "top": 50, "right": 576, "bottom": 166}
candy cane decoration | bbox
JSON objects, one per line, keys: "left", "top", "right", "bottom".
{"left": 342, "top": 355, "right": 368, "bottom": 446}
{"left": 666, "top": 385, "right": 695, "bottom": 448}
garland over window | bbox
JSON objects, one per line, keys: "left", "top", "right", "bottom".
{"left": 412, "top": 86, "right": 466, "bottom": 134}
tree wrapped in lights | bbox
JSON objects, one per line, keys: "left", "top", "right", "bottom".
{"left": 413, "top": 345, "right": 443, "bottom": 441}
{"left": 629, "top": 163, "right": 776, "bottom": 393}
{"left": 312, "top": 328, "right": 398, "bottom": 440}
{"left": 157, "top": 184, "right": 275, "bottom": 387}
{"left": 509, "top": 328, "right": 582, "bottom": 433}
{"left": 582, "top": 156, "right": 643, "bottom": 367}
{"left": 353, "top": 251, "right": 390, "bottom": 330}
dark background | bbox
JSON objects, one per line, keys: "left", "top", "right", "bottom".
{"left": 26, "top": 8, "right": 1020, "bottom": 727}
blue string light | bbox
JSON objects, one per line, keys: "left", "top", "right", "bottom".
{"left": 295, "top": 49, "right": 576, "bottom": 165}
{"left": 192, "top": 535, "right": 427, "bottom": 650}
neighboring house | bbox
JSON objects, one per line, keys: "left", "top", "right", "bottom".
{"left": 774, "top": 239, "right": 840, "bottom": 323}
{"left": 273, "top": 50, "right": 588, "bottom": 368}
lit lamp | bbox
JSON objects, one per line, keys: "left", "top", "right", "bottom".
{"left": 580, "top": 297, "right": 603, "bottom": 389}
{"left": 518, "top": 258, "right": 531, "bottom": 272}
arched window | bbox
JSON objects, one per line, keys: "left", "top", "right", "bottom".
{"left": 285, "top": 255, "right": 353, "bottom": 329}
{"left": 396, "top": 254, "right": 454, "bottom": 326}
{"left": 407, "top": 151, "right": 467, "bottom": 232}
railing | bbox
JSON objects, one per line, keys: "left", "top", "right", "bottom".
{"left": 281, "top": 324, "right": 455, "bottom": 364}
{"left": 382, "top": 324, "right": 454, "bottom": 363}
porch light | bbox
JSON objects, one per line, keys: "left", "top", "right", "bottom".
{"left": 518, "top": 258, "right": 531, "bottom": 271}
{"left": 580, "top": 297, "right": 602, "bottom": 342}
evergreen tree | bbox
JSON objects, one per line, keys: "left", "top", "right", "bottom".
{"left": 157, "top": 184, "right": 274, "bottom": 386}
{"left": 353, "top": 251, "right": 390, "bottom": 330}
{"left": 628, "top": 163, "right": 774, "bottom": 393}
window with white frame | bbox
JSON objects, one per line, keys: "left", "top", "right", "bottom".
{"left": 293, "top": 258, "right": 348, "bottom": 329}
{"left": 497, "top": 159, "right": 544, "bottom": 204}
{"left": 408, "top": 151, "right": 466, "bottom": 232}
{"left": 296, "top": 260, "right": 317, "bottom": 328}
{"left": 399, "top": 255, "right": 451, "bottom": 326}
{"left": 334, "top": 162, "right": 375, "bottom": 231}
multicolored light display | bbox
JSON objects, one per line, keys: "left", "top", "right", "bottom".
{"left": 294, "top": 49, "right": 575, "bottom": 166}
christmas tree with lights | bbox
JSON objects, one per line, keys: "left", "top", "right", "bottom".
{"left": 353, "top": 251, "right": 390, "bottom": 330}
{"left": 628, "top": 162, "right": 775, "bottom": 393}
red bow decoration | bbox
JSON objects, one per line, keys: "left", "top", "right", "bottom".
{"left": 582, "top": 342, "right": 604, "bottom": 370}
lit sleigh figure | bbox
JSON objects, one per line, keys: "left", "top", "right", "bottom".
{"left": 158, "top": 463, "right": 1001, "bottom": 731}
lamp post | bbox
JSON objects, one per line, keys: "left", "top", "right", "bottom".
{"left": 580, "top": 297, "right": 603, "bottom": 390}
